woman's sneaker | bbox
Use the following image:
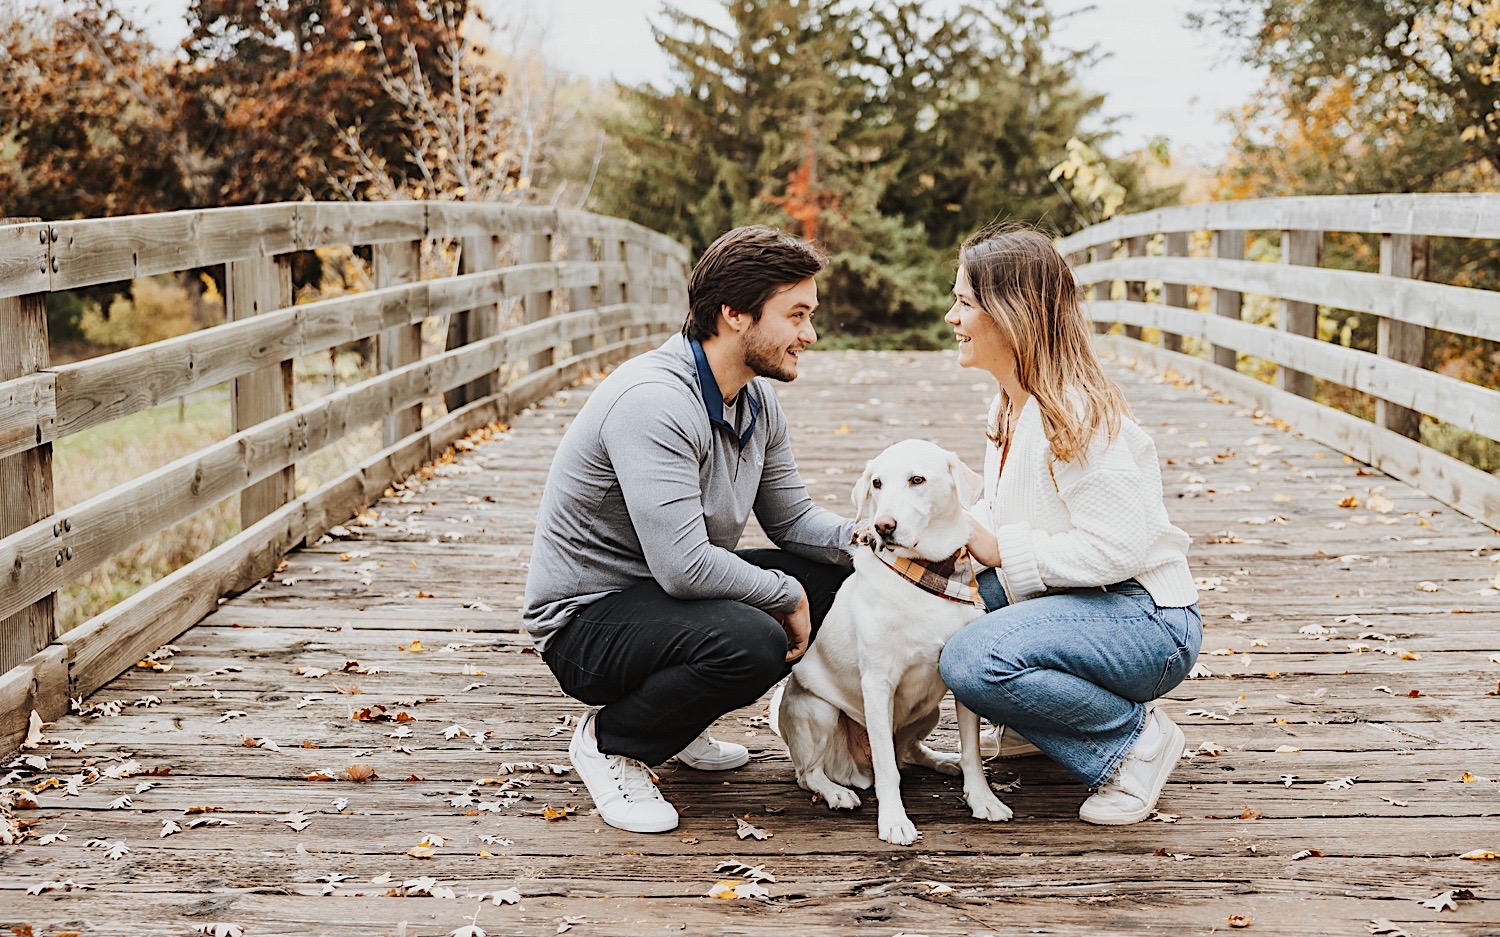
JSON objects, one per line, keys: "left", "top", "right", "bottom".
{"left": 1079, "top": 705, "right": 1185, "bottom": 825}
{"left": 675, "top": 730, "right": 750, "bottom": 770}
{"left": 569, "top": 712, "right": 679, "bottom": 833}
{"left": 979, "top": 724, "right": 1043, "bottom": 761}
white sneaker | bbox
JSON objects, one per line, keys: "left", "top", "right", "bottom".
{"left": 1078, "top": 705, "right": 1186, "bottom": 826}
{"left": 568, "top": 712, "right": 679, "bottom": 834}
{"left": 979, "top": 724, "right": 1043, "bottom": 761}
{"left": 675, "top": 730, "right": 750, "bottom": 771}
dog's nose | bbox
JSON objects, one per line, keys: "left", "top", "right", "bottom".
{"left": 873, "top": 515, "right": 897, "bottom": 538}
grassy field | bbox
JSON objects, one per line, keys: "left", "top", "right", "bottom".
{"left": 52, "top": 375, "right": 388, "bottom": 635}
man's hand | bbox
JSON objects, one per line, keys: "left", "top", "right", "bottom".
{"left": 776, "top": 587, "right": 813, "bottom": 662}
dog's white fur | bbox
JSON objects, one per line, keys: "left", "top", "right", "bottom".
{"left": 772, "top": 439, "right": 1012, "bottom": 844}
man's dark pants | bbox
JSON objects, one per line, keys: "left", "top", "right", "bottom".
{"left": 541, "top": 549, "right": 853, "bottom": 765}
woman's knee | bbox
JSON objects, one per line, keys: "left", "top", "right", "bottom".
{"left": 939, "top": 625, "right": 996, "bottom": 705}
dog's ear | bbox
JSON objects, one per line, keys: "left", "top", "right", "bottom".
{"left": 946, "top": 451, "right": 984, "bottom": 508}
{"left": 851, "top": 460, "right": 876, "bottom": 523}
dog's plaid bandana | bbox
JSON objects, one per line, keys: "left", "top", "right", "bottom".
{"left": 853, "top": 529, "right": 985, "bottom": 607}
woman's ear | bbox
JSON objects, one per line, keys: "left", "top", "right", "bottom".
{"left": 851, "top": 460, "right": 876, "bottom": 523}
{"left": 947, "top": 451, "right": 983, "bottom": 507}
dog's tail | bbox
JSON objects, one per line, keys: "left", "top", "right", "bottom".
{"left": 767, "top": 682, "right": 785, "bottom": 738}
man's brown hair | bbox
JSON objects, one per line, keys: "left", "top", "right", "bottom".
{"left": 683, "top": 225, "right": 827, "bottom": 342}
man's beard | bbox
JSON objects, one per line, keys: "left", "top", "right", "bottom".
{"left": 744, "top": 323, "right": 799, "bottom": 382}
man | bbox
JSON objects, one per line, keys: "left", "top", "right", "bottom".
{"left": 523, "top": 225, "right": 855, "bottom": 833}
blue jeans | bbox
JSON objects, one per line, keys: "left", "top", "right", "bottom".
{"left": 940, "top": 577, "right": 1202, "bottom": 788}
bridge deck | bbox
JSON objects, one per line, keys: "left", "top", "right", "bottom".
{"left": 6, "top": 350, "right": 1499, "bottom": 936}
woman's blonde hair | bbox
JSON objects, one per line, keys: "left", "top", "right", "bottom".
{"left": 960, "top": 223, "right": 1130, "bottom": 462}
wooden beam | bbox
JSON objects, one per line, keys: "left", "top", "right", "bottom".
{"left": 57, "top": 329, "right": 672, "bottom": 703}
{"left": 0, "top": 644, "right": 67, "bottom": 754}
{"left": 1073, "top": 255, "right": 1500, "bottom": 344}
{"left": 1087, "top": 299, "right": 1500, "bottom": 440}
{"left": 375, "top": 239, "right": 424, "bottom": 448}
{"left": 1159, "top": 231, "right": 1191, "bottom": 353}
{"left": 0, "top": 372, "right": 56, "bottom": 462}
{"left": 1209, "top": 230, "right": 1244, "bottom": 371}
{"left": 0, "top": 217, "right": 56, "bottom": 675}
{"left": 444, "top": 234, "right": 502, "bottom": 412}
{"left": 1376, "top": 233, "right": 1430, "bottom": 440}
{"left": 1277, "top": 229, "right": 1322, "bottom": 399}
{"left": 228, "top": 254, "right": 295, "bottom": 529}
{"left": 1123, "top": 235, "right": 1148, "bottom": 341}
{"left": 522, "top": 230, "right": 556, "bottom": 373}
{"left": 0, "top": 304, "right": 678, "bottom": 624}
{"left": 1098, "top": 334, "right": 1500, "bottom": 532}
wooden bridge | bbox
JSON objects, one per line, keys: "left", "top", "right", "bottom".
{"left": 1, "top": 197, "right": 1497, "bottom": 935}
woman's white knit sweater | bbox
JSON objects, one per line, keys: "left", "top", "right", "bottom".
{"left": 971, "top": 393, "right": 1198, "bottom": 607}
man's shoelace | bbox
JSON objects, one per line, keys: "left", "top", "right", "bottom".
{"left": 607, "top": 755, "right": 660, "bottom": 802}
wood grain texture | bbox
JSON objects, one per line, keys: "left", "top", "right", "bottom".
{"left": 1376, "top": 233, "right": 1431, "bottom": 440}
{"left": 1086, "top": 300, "right": 1500, "bottom": 440}
{"left": 1210, "top": 230, "right": 1244, "bottom": 370}
{"left": 0, "top": 218, "right": 55, "bottom": 673}
{"left": 1159, "top": 230, "right": 1191, "bottom": 354}
{"left": 1277, "top": 229, "right": 1321, "bottom": 399}
{"left": 3, "top": 348, "right": 1497, "bottom": 936}
{"left": 1057, "top": 192, "right": 1500, "bottom": 254}
{"left": 228, "top": 253, "right": 296, "bottom": 528}
{"left": 374, "top": 239, "right": 424, "bottom": 449}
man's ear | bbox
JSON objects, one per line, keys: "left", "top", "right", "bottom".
{"left": 851, "top": 460, "right": 877, "bottom": 523}
{"left": 947, "top": 451, "right": 983, "bottom": 508}
{"left": 720, "top": 303, "right": 749, "bottom": 335}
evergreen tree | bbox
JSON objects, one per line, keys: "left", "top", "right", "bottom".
{"left": 599, "top": 0, "right": 1165, "bottom": 341}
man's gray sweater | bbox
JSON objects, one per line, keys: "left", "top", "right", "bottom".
{"left": 522, "top": 334, "right": 854, "bottom": 650}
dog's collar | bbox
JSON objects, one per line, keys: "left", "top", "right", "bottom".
{"left": 853, "top": 529, "right": 985, "bottom": 608}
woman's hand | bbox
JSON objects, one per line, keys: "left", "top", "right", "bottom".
{"left": 967, "top": 515, "right": 1002, "bottom": 568}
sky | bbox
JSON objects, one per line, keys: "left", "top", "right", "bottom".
{"left": 112, "top": 0, "right": 1266, "bottom": 166}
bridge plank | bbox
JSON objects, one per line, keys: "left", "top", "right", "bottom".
{"left": 4, "top": 350, "right": 1498, "bottom": 936}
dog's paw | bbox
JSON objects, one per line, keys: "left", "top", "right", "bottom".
{"left": 819, "top": 785, "right": 861, "bottom": 811}
{"left": 878, "top": 811, "right": 920, "bottom": 846}
{"left": 966, "top": 789, "right": 1013, "bottom": 822}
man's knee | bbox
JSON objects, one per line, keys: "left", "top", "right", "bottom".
{"left": 697, "top": 606, "right": 786, "bottom": 688}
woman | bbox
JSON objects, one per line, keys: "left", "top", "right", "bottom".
{"left": 938, "top": 224, "right": 1202, "bottom": 825}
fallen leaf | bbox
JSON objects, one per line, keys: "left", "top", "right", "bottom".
{"left": 1274, "top": 745, "right": 1301, "bottom": 754}
{"left": 541, "top": 804, "right": 573, "bottom": 821}
{"left": 1416, "top": 581, "right": 1440, "bottom": 592}
{"left": 401, "top": 640, "right": 424, "bottom": 653}
{"left": 1417, "top": 891, "right": 1457, "bottom": 912}
{"left": 735, "top": 816, "right": 772, "bottom": 840}
{"left": 1459, "top": 848, "right": 1499, "bottom": 859}
{"left": 556, "top": 916, "right": 586, "bottom": 934}
{"left": 1228, "top": 915, "right": 1252, "bottom": 928}
{"left": 345, "top": 765, "right": 377, "bottom": 783}
{"left": 1368, "top": 920, "right": 1410, "bottom": 937}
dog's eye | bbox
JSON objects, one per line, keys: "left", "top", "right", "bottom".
{"left": 909, "top": 475, "right": 926, "bottom": 486}
{"left": 871, "top": 478, "right": 882, "bottom": 490}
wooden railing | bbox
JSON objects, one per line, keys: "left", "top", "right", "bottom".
{"left": 1060, "top": 194, "right": 1500, "bottom": 533}
{"left": 0, "top": 201, "right": 688, "bottom": 751}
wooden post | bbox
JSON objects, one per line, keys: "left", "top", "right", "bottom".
{"left": 1090, "top": 244, "right": 1110, "bottom": 335}
{"left": 444, "top": 234, "right": 501, "bottom": 412}
{"left": 600, "top": 237, "right": 628, "bottom": 345}
{"left": 0, "top": 218, "right": 56, "bottom": 673}
{"left": 374, "top": 239, "right": 423, "bottom": 448}
{"left": 1278, "top": 229, "right": 1321, "bottom": 399}
{"left": 1160, "top": 231, "right": 1190, "bottom": 353}
{"left": 227, "top": 254, "right": 294, "bottom": 529}
{"left": 521, "top": 231, "right": 555, "bottom": 373}
{"left": 569, "top": 235, "right": 596, "bottom": 357}
{"left": 1377, "top": 233, "right": 1431, "bottom": 440}
{"left": 625, "top": 239, "right": 651, "bottom": 342}
{"left": 1123, "top": 235, "right": 1148, "bottom": 340}
{"left": 1210, "top": 229, "right": 1244, "bottom": 371}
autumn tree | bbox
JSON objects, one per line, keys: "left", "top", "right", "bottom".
{"left": 0, "top": 0, "right": 199, "bottom": 219}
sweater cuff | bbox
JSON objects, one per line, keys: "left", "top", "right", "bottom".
{"left": 996, "top": 522, "right": 1045, "bottom": 600}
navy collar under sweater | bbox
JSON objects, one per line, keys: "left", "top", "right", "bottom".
{"left": 690, "top": 339, "right": 761, "bottom": 450}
